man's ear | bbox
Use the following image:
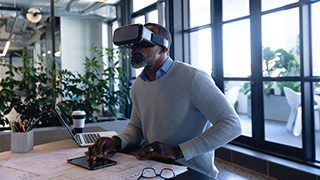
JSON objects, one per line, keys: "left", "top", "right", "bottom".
{"left": 161, "top": 46, "right": 169, "bottom": 53}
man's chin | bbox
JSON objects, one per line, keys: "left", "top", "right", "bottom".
{"left": 131, "top": 59, "right": 146, "bottom": 69}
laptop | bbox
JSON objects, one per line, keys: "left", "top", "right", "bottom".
{"left": 53, "top": 105, "right": 117, "bottom": 147}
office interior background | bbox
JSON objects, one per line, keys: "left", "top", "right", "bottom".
{"left": 0, "top": 0, "right": 320, "bottom": 177}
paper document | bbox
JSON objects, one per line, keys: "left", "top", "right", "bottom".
{"left": 1, "top": 145, "right": 187, "bottom": 180}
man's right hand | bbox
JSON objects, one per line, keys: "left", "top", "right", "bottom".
{"left": 87, "top": 136, "right": 121, "bottom": 160}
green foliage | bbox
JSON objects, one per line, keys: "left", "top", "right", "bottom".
{"left": 0, "top": 47, "right": 62, "bottom": 127}
{"left": 58, "top": 44, "right": 130, "bottom": 123}
{"left": 242, "top": 46, "right": 301, "bottom": 97}
{"left": 0, "top": 45, "right": 130, "bottom": 128}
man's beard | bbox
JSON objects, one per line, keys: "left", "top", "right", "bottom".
{"left": 131, "top": 49, "right": 154, "bottom": 69}
{"left": 131, "top": 55, "right": 148, "bottom": 69}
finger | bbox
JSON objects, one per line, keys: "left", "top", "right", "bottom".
{"left": 92, "top": 159, "right": 96, "bottom": 167}
{"left": 87, "top": 146, "right": 92, "bottom": 160}
{"left": 89, "top": 145, "right": 97, "bottom": 160}
{"left": 137, "top": 145, "right": 149, "bottom": 159}
{"left": 143, "top": 152, "right": 158, "bottom": 160}
{"left": 98, "top": 140, "right": 104, "bottom": 158}
{"left": 92, "top": 145, "right": 97, "bottom": 160}
{"left": 137, "top": 145, "right": 153, "bottom": 160}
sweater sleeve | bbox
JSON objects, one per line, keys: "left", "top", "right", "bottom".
{"left": 116, "top": 83, "right": 144, "bottom": 150}
{"left": 179, "top": 71, "right": 242, "bottom": 161}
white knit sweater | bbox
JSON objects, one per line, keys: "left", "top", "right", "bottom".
{"left": 117, "top": 60, "right": 241, "bottom": 179}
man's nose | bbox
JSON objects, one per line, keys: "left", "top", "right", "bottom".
{"left": 131, "top": 45, "right": 141, "bottom": 50}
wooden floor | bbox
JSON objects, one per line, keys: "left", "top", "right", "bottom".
{"left": 215, "top": 158, "right": 276, "bottom": 180}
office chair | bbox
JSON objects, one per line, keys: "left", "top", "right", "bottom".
{"left": 314, "top": 95, "right": 320, "bottom": 131}
{"left": 284, "top": 88, "right": 320, "bottom": 136}
{"left": 225, "top": 86, "right": 240, "bottom": 109}
{"left": 283, "top": 87, "right": 301, "bottom": 136}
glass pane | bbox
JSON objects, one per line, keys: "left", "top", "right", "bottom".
{"left": 133, "top": 15, "right": 145, "bottom": 24}
{"left": 111, "top": 22, "right": 119, "bottom": 49}
{"left": 133, "top": 0, "right": 157, "bottom": 12}
{"left": 314, "top": 82, "right": 320, "bottom": 161}
{"left": 147, "top": 10, "right": 158, "bottom": 24}
{"left": 0, "top": 57, "right": 9, "bottom": 78}
{"left": 223, "top": 0, "right": 249, "bottom": 21}
{"left": 190, "top": 28, "right": 212, "bottom": 76}
{"left": 225, "top": 81, "right": 252, "bottom": 137}
{"left": 189, "top": 0, "right": 210, "bottom": 28}
{"left": 223, "top": 19, "right": 251, "bottom": 77}
{"left": 262, "top": 8, "right": 300, "bottom": 77}
{"left": 261, "top": 0, "right": 298, "bottom": 12}
{"left": 312, "top": 2, "right": 320, "bottom": 76}
{"left": 264, "top": 81, "right": 302, "bottom": 148}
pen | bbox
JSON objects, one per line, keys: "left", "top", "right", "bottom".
{"left": 29, "top": 119, "right": 34, "bottom": 131}
{"left": 12, "top": 124, "right": 16, "bottom": 132}
{"left": 18, "top": 116, "right": 23, "bottom": 129}
{"left": 13, "top": 122, "right": 20, "bottom": 132}
{"left": 21, "top": 124, "right": 26, "bottom": 132}
{"left": 9, "top": 121, "right": 15, "bottom": 133}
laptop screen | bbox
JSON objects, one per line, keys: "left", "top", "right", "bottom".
{"left": 54, "top": 105, "right": 77, "bottom": 137}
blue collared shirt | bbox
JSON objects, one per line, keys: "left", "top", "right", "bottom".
{"left": 140, "top": 57, "right": 173, "bottom": 81}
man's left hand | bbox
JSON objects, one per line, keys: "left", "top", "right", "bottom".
{"left": 136, "top": 141, "right": 183, "bottom": 162}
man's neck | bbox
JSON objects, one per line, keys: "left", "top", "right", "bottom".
{"left": 145, "top": 55, "right": 167, "bottom": 81}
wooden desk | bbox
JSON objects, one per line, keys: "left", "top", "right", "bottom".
{"left": 0, "top": 139, "right": 214, "bottom": 180}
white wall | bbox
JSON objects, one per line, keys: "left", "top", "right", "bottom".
{"left": 60, "top": 16, "right": 104, "bottom": 74}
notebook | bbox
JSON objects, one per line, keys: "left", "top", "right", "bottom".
{"left": 53, "top": 105, "right": 117, "bottom": 147}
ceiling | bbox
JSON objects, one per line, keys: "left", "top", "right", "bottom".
{"left": 0, "top": 0, "right": 120, "bottom": 53}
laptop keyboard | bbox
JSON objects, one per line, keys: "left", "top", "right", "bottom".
{"left": 82, "top": 133, "right": 101, "bottom": 144}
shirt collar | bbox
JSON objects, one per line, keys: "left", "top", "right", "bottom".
{"left": 140, "top": 57, "right": 173, "bottom": 81}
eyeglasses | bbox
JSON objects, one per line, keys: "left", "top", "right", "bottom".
{"left": 138, "top": 167, "right": 176, "bottom": 180}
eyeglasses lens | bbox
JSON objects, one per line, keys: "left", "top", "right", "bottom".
{"left": 142, "top": 168, "right": 157, "bottom": 178}
{"left": 160, "top": 169, "right": 175, "bottom": 179}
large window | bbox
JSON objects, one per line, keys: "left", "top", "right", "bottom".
{"left": 222, "top": 0, "right": 252, "bottom": 138}
{"left": 188, "top": 0, "right": 212, "bottom": 75}
{"left": 312, "top": 1, "right": 320, "bottom": 162}
{"left": 177, "top": 0, "right": 320, "bottom": 167}
{"left": 261, "top": 7, "right": 302, "bottom": 148}
{"left": 108, "top": 0, "right": 320, "bottom": 168}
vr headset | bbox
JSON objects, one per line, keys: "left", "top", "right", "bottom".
{"left": 113, "top": 24, "right": 169, "bottom": 49}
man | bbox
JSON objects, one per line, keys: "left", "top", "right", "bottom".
{"left": 87, "top": 23, "right": 241, "bottom": 179}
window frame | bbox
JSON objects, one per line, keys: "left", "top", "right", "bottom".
{"left": 171, "top": 0, "right": 320, "bottom": 167}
